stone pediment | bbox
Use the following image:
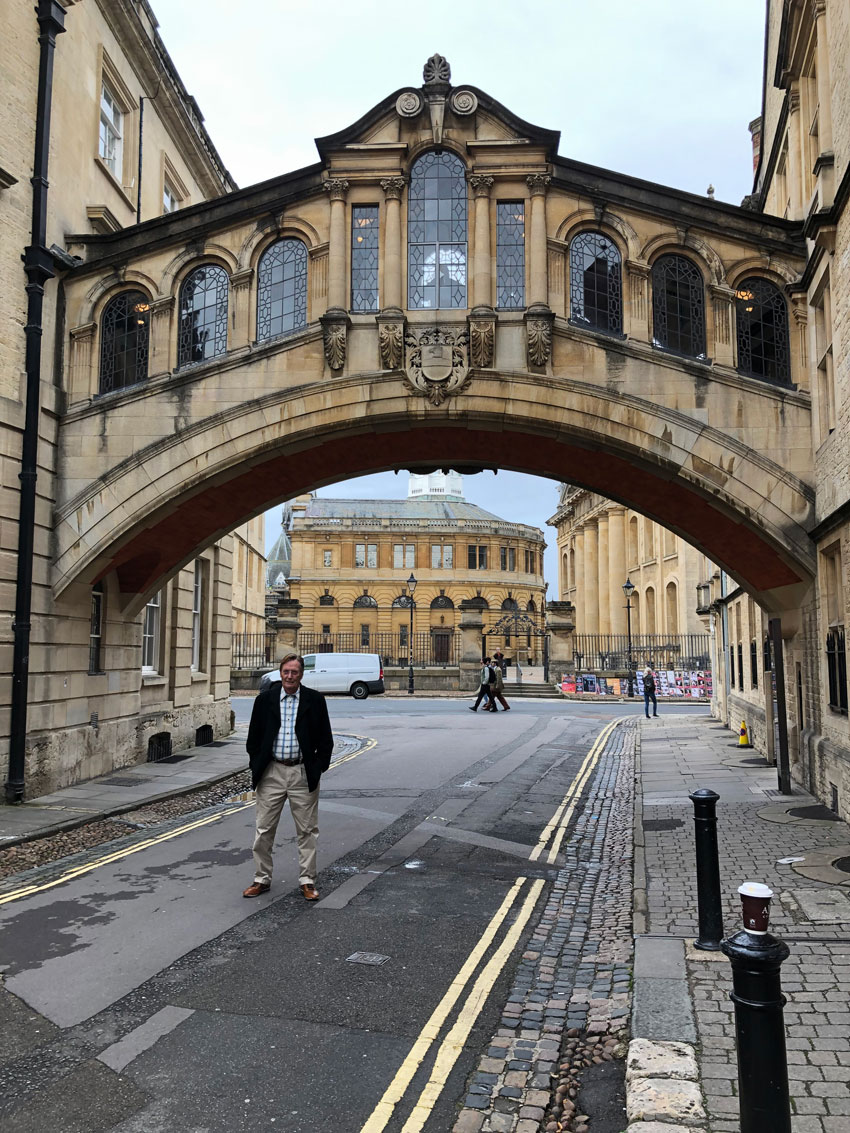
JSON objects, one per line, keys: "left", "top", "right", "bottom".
{"left": 315, "top": 54, "right": 560, "bottom": 163}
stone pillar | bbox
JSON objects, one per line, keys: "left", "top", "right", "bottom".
{"left": 468, "top": 174, "right": 494, "bottom": 309}
{"left": 149, "top": 296, "right": 175, "bottom": 376}
{"left": 275, "top": 597, "right": 302, "bottom": 658}
{"left": 229, "top": 268, "right": 253, "bottom": 351}
{"left": 787, "top": 87, "right": 803, "bottom": 215}
{"left": 380, "top": 177, "right": 405, "bottom": 311}
{"left": 526, "top": 174, "right": 550, "bottom": 306}
{"left": 584, "top": 521, "right": 599, "bottom": 635}
{"left": 814, "top": 2, "right": 833, "bottom": 154}
{"left": 546, "top": 601, "right": 576, "bottom": 672}
{"left": 458, "top": 601, "right": 485, "bottom": 691}
{"left": 790, "top": 295, "right": 808, "bottom": 390}
{"left": 597, "top": 513, "right": 610, "bottom": 635}
{"left": 710, "top": 285, "right": 736, "bottom": 367}
{"left": 626, "top": 259, "right": 651, "bottom": 342}
{"left": 322, "top": 178, "right": 350, "bottom": 372}
{"left": 574, "top": 527, "right": 585, "bottom": 635}
{"left": 69, "top": 322, "right": 96, "bottom": 397}
{"left": 608, "top": 509, "right": 628, "bottom": 635}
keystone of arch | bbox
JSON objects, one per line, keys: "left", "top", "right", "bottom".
{"left": 52, "top": 374, "right": 816, "bottom": 610}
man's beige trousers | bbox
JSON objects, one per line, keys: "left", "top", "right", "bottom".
{"left": 252, "top": 760, "right": 319, "bottom": 886}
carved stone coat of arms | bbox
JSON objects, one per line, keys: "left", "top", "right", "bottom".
{"left": 404, "top": 328, "right": 470, "bottom": 406}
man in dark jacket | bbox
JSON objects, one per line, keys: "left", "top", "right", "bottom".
{"left": 243, "top": 653, "right": 334, "bottom": 901}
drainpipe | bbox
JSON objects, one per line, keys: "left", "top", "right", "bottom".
{"left": 5, "top": 1, "right": 66, "bottom": 804}
{"left": 720, "top": 570, "right": 730, "bottom": 723}
{"left": 136, "top": 95, "right": 144, "bottom": 224}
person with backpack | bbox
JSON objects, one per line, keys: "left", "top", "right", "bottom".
{"left": 469, "top": 656, "right": 498, "bottom": 712}
{"left": 643, "top": 667, "right": 658, "bottom": 718}
{"left": 490, "top": 662, "right": 511, "bottom": 711}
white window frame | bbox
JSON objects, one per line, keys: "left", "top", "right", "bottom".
{"left": 191, "top": 561, "right": 204, "bottom": 671}
{"left": 99, "top": 79, "right": 123, "bottom": 179}
{"left": 142, "top": 590, "right": 162, "bottom": 672}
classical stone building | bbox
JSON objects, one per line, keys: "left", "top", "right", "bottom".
{"left": 5, "top": 6, "right": 849, "bottom": 813}
{"left": 283, "top": 472, "right": 547, "bottom": 666}
{"left": 1, "top": 0, "right": 236, "bottom": 796}
{"left": 231, "top": 516, "right": 267, "bottom": 635}
{"left": 549, "top": 484, "right": 716, "bottom": 638}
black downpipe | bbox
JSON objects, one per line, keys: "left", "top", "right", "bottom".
{"left": 136, "top": 96, "right": 144, "bottom": 224}
{"left": 5, "top": 1, "right": 67, "bottom": 804}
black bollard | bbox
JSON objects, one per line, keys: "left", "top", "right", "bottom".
{"left": 721, "top": 883, "right": 791, "bottom": 1133}
{"left": 689, "top": 788, "right": 723, "bottom": 950}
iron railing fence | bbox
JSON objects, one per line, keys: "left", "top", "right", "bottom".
{"left": 232, "top": 631, "right": 277, "bottom": 669}
{"left": 297, "top": 631, "right": 458, "bottom": 668}
{"left": 571, "top": 633, "right": 711, "bottom": 673}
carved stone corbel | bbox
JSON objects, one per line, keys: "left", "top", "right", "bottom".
{"left": 320, "top": 307, "right": 349, "bottom": 372}
{"left": 468, "top": 306, "right": 496, "bottom": 369}
{"left": 524, "top": 303, "right": 554, "bottom": 368}
{"left": 376, "top": 309, "right": 406, "bottom": 371}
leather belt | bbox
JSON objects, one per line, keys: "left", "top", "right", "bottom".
{"left": 278, "top": 758, "right": 302, "bottom": 766}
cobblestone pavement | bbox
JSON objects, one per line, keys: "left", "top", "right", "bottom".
{"left": 452, "top": 719, "right": 636, "bottom": 1133}
{"left": 638, "top": 715, "right": 850, "bottom": 1133}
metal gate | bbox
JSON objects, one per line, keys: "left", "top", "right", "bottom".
{"left": 484, "top": 609, "right": 549, "bottom": 683}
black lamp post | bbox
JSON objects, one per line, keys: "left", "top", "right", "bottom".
{"left": 407, "top": 572, "right": 417, "bottom": 695}
{"left": 623, "top": 578, "right": 636, "bottom": 697}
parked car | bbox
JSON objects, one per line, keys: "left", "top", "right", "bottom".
{"left": 261, "top": 653, "right": 384, "bottom": 699}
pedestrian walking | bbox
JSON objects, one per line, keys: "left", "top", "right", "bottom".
{"left": 243, "top": 653, "right": 334, "bottom": 901}
{"left": 492, "top": 648, "right": 507, "bottom": 677}
{"left": 643, "top": 667, "right": 658, "bottom": 718}
{"left": 469, "top": 656, "right": 498, "bottom": 711}
{"left": 491, "top": 663, "right": 511, "bottom": 711}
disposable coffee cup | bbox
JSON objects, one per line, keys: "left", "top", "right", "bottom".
{"left": 738, "top": 881, "right": 773, "bottom": 934}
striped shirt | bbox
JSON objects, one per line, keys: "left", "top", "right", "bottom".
{"left": 273, "top": 687, "right": 301, "bottom": 762}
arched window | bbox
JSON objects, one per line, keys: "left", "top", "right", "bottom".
{"left": 99, "top": 290, "right": 150, "bottom": 393}
{"left": 526, "top": 598, "right": 536, "bottom": 612}
{"left": 666, "top": 581, "right": 679, "bottom": 635}
{"left": 353, "top": 593, "right": 378, "bottom": 608}
{"left": 569, "top": 231, "right": 622, "bottom": 334}
{"left": 178, "top": 265, "right": 229, "bottom": 367}
{"left": 257, "top": 238, "right": 307, "bottom": 342}
{"left": 392, "top": 594, "right": 413, "bottom": 608}
{"left": 431, "top": 594, "right": 454, "bottom": 609}
{"left": 628, "top": 517, "right": 639, "bottom": 567}
{"left": 735, "top": 277, "right": 790, "bottom": 385}
{"left": 501, "top": 597, "right": 519, "bottom": 610}
{"left": 651, "top": 254, "right": 705, "bottom": 358}
{"left": 407, "top": 151, "right": 467, "bottom": 309}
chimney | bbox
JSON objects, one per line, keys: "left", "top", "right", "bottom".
{"left": 748, "top": 116, "right": 762, "bottom": 175}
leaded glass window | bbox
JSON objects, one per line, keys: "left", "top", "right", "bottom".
{"left": 735, "top": 277, "right": 790, "bottom": 385}
{"left": 351, "top": 205, "right": 379, "bottom": 311}
{"left": 178, "top": 265, "right": 229, "bottom": 367}
{"left": 257, "top": 238, "right": 307, "bottom": 342}
{"left": 651, "top": 254, "right": 706, "bottom": 358}
{"left": 408, "top": 151, "right": 467, "bottom": 309}
{"left": 570, "top": 231, "right": 622, "bottom": 333}
{"left": 99, "top": 290, "right": 150, "bottom": 394}
{"left": 497, "top": 202, "right": 525, "bottom": 308}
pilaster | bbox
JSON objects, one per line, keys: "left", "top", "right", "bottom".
{"left": 710, "top": 284, "right": 736, "bottom": 367}
{"left": 229, "top": 268, "right": 254, "bottom": 352}
{"left": 69, "top": 322, "right": 96, "bottom": 397}
{"left": 626, "top": 259, "right": 651, "bottom": 341}
{"left": 380, "top": 176, "right": 405, "bottom": 310}
{"left": 149, "top": 296, "right": 175, "bottom": 377}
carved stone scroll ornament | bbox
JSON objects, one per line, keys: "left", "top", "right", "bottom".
{"left": 378, "top": 322, "right": 404, "bottom": 370}
{"left": 469, "top": 318, "right": 495, "bottom": 369}
{"left": 404, "top": 327, "right": 470, "bottom": 406}
{"left": 423, "top": 54, "right": 451, "bottom": 84}
{"left": 525, "top": 309, "right": 553, "bottom": 367}
{"left": 320, "top": 309, "right": 349, "bottom": 371}
{"left": 396, "top": 91, "right": 423, "bottom": 118}
{"left": 451, "top": 89, "right": 478, "bottom": 115}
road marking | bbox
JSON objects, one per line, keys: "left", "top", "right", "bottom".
{"left": 360, "top": 876, "right": 530, "bottom": 1133}
{"left": 0, "top": 735, "right": 377, "bottom": 908}
{"left": 399, "top": 879, "right": 546, "bottom": 1133}
{"left": 528, "top": 718, "right": 620, "bottom": 864}
{"left": 98, "top": 1005, "right": 195, "bottom": 1072}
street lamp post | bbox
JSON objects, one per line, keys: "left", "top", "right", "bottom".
{"left": 407, "top": 572, "right": 417, "bottom": 695}
{"left": 622, "top": 577, "right": 636, "bottom": 697}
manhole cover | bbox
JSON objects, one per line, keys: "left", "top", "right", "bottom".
{"left": 100, "top": 776, "right": 154, "bottom": 786}
{"left": 346, "top": 952, "right": 390, "bottom": 966}
{"left": 832, "top": 857, "right": 850, "bottom": 874}
{"left": 788, "top": 805, "right": 840, "bottom": 821}
{"left": 643, "top": 818, "right": 684, "bottom": 832}
{"left": 739, "top": 758, "right": 767, "bottom": 765}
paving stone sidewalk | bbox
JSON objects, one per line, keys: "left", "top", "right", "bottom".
{"left": 635, "top": 714, "right": 850, "bottom": 1133}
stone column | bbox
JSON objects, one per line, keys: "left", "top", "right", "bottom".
{"left": 275, "top": 597, "right": 302, "bottom": 658}
{"left": 526, "top": 174, "right": 550, "bottom": 306}
{"left": 814, "top": 2, "right": 833, "bottom": 154}
{"left": 608, "top": 509, "right": 628, "bottom": 635}
{"left": 790, "top": 296, "right": 808, "bottom": 390}
{"left": 597, "top": 513, "right": 610, "bottom": 635}
{"left": 468, "top": 174, "right": 494, "bottom": 309}
{"left": 626, "top": 260, "right": 651, "bottom": 342}
{"left": 573, "top": 527, "right": 585, "bottom": 635}
{"left": 229, "top": 268, "right": 253, "bottom": 351}
{"left": 322, "top": 178, "right": 350, "bottom": 372}
{"left": 710, "top": 285, "right": 736, "bottom": 367}
{"left": 69, "top": 322, "right": 96, "bottom": 397}
{"left": 380, "top": 177, "right": 405, "bottom": 311}
{"left": 458, "top": 600, "right": 485, "bottom": 691}
{"left": 787, "top": 87, "right": 803, "bottom": 214}
{"left": 584, "top": 520, "right": 599, "bottom": 635}
{"left": 546, "top": 601, "right": 576, "bottom": 672}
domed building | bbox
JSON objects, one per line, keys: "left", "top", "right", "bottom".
{"left": 283, "top": 472, "right": 547, "bottom": 666}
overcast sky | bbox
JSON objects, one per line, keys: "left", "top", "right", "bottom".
{"left": 151, "top": 0, "right": 768, "bottom": 594}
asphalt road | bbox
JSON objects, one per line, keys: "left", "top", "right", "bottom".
{"left": 0, "top": 699, "right": 704, "bottom": 1131}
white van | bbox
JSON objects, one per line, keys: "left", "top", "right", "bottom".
{"left": 262, "top": 653, "right": 384, "bottom": 699}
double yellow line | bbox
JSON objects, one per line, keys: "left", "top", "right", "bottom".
{"left": 361, "top": 876, "right": 545, "bottom": 1133}
{"left": 529, "top": 717, "right": 620, "bottom": 865}
{"left": 0, "top": 735, "right": 375, "bottom": 908}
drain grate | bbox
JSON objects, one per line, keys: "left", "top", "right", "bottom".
{"left": 643, "top": 818, "right": 684, "bottom": 832}
{"left": 101, "top": 775, "right": 154, "bottom": 786}
{"left": 346, "top": 952, "right": 390, "bottom": 966}
{"left": 788, "top": 804, "right": 840, "bottom": 821}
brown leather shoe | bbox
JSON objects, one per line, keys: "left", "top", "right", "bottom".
{"left": 242, "top": 882, "right": 270, "bottom": 898}
{"left": 300, "top": 883, "right": 319, "bottom": 901}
